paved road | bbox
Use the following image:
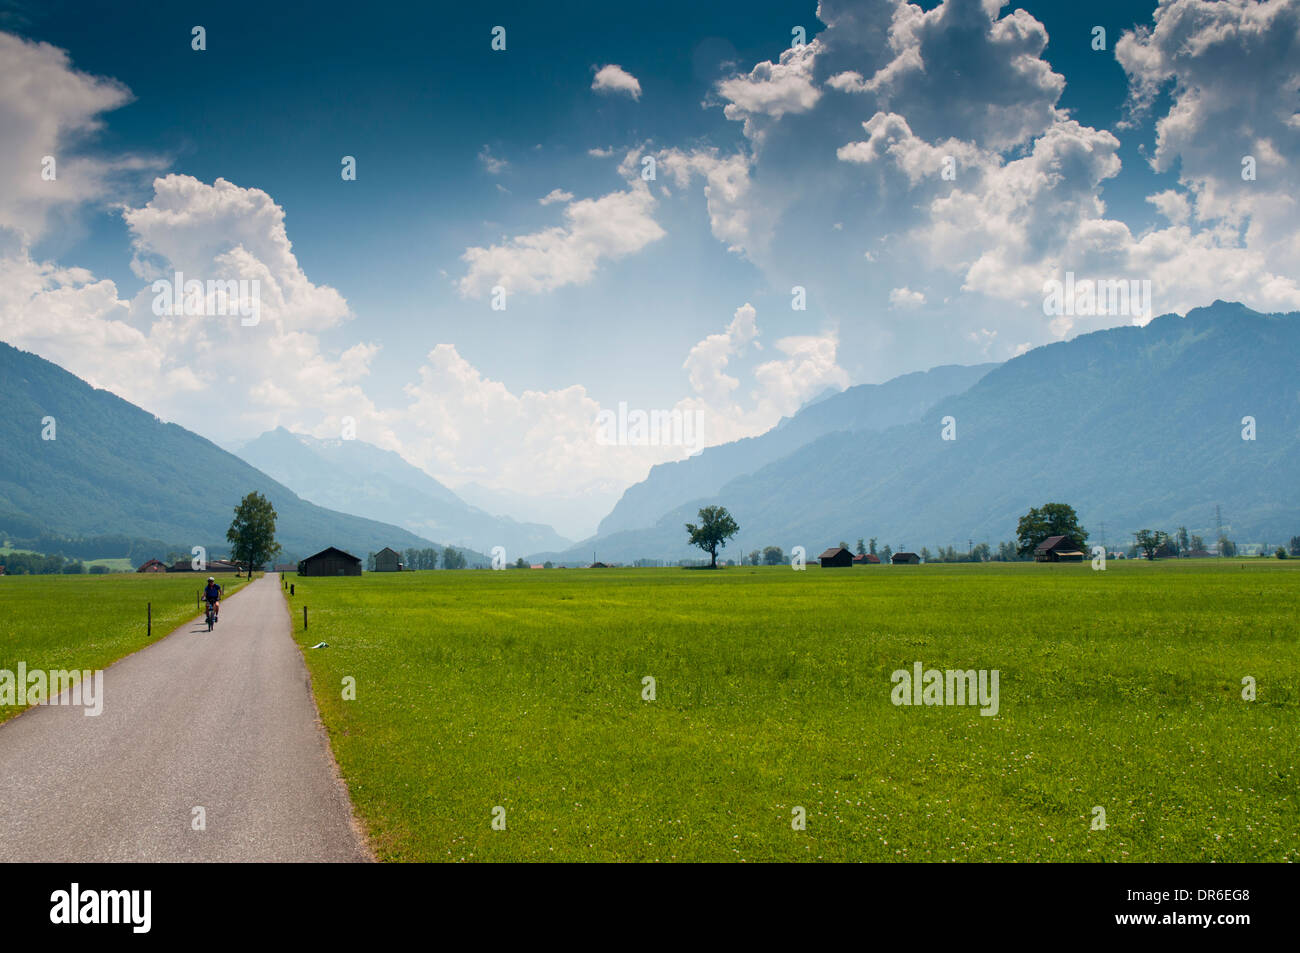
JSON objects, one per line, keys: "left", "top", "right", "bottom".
{"left": 0, "top": 575, "right": 369, "bottom": 861}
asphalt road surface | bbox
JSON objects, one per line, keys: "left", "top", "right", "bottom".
{"left": 0, "top": 575, "right": 369, "bottom": 861}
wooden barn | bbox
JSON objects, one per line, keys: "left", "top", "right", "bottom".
{"left": 819, "top": 547, "right": 854, "bottom": 568}
{"left": 891, "top": 551, "right": 920, "bottom": 565}
{"left": 137, "top": 558, "right": 167, "bottom": 573}
{"left": 1034, "top": 535, "right": 1084, "bottom": 562}
{"left": 298, "top": 546, "right": 363, "bottom": 576}
{"left": 853, "top": 553, "right": 881, "bottom": 565}
{"left": 373, "top": 547, "right": 403, "bottom": 572}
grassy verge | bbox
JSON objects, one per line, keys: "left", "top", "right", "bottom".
{"left": 0, "top": 572, "right": 253, "bottom": 724}
{"left": 287, "top": 561, "right": 1299, "bottom": 862}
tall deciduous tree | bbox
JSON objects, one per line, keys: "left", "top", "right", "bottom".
{"left": 226, "top": 491, "right": 281, "bottom": 575}
{"left": 685, "top": 505, "right": 739, "bottom": 568}
{"left": 1016, "top": 503, "right": 1088, "bottom": 557}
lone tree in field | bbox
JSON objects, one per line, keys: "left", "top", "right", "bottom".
{"left": 1134, "top": 529, "right": 1168, "bottom": 560}
{"left": 1016, "top": 502, "right": 1087, "bottom": 557}
{"left": 226, "top": 491, "right": 281, "bottom": 576}
{"left": 685, "top": 505, "right": 739, "bottom": 568}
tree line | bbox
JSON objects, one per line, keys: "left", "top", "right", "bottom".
{"left": 365, "top": 546, "right": 469, "bottom": 571}
{"left": 694, "top": 501, "right": 1300, "bottom": 566}
{"left": 0, "top": 552, "right": 112, "bottom": 574}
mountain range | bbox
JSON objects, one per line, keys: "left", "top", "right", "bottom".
{"left": 235, "top": 428, "right": 572, "bottom": 556}
{"left": 2, "top": 301, "right": 1294, "bottom": 568}
{"left": 0, "top": 342, "right": 481, "bottom": 564}
{"left": 541, "top": 301, "right": 1298, "bottom": 563}
{"left": 595, "top": 362, "right": 997, "bottom": 537}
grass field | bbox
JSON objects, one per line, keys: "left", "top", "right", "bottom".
{"left": 284, "top": 560, "right": 1299, "bottom": 862}
{"left": 82, "top": 558, "right": 135, "bottom": 572}
{"left": 0, "top": 572, "right": 251, "bottom": 724}
{"left": 0, "top": 545, "right": 134, "bottom": 573}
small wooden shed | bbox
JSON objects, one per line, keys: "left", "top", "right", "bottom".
{"left": 373, "top": 547, "right": 403, "bottom": 572}
{"left": 891, "top": 551, "right": 920, "bottom": 565}
{"left": 819, "top": 547, "right": 854, "bottom": 568}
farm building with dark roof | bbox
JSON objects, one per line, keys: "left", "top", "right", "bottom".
{"left": 298, "top": 546, "right": 363, "bottom": 576}
{"left": 373, "top": 547, "right": 403, "bottom": 572}
{"left": 819, "top": 547, "right": 854, "bottom": 568}
{"left": 1034, "top": 535, "right": 1085, "bottom": 562}
{"left": 891, "top": 551, "right": 920, "bottom": 565}
{"left": 853, "top": 553, "right": 881, "bottom": 564}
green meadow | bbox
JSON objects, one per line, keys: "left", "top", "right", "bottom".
{"left": 0, "top": 572, "right": 250, "bottom": 724}
{"left": 285, "top": 560, "right": 1299, "bottom": 862}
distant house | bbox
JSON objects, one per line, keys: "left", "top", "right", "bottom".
{"left": 853, "top": 553, "right": 881, "bottom": 565}
{"left": 1185, "top": 549, "right": 1213, "bottom": 559}
{"left": 373, "top": 547, "right": 403, "bottom": 572}
{"left": 530, "top": 564, "right": 544, "bottom": 570}
{"left": 891, "top": 551, "right": 920, "bottom": 565}
{"left": 298, "top": 546, "right": 363, "bottom": 577}
{"left": 1034, "top": 535, "right": 1085, "bottom": 562}
{"left": 590, "top": 561, "right": 610, "bottom": 569}
{"left": 819, "top": 547, "right": 854, "bottom": 568}
{"left": 137, "top": 558, "right": 167, "bottom": 573}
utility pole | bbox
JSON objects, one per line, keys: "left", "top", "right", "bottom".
{"left": 1215, "top": 505, "right": 1225, "bottom": 557}
{"left": 1098, "top": 521, "right": 1107, "bottom": 552}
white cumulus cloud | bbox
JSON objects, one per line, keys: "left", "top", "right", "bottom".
{"left": 458, "top": 183, "right": 664, "bottom": 297}
{"left": 592, "top": 64, "right": 642, "bottom": 100}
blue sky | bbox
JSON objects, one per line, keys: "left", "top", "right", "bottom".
{"left": 2, "top": 0, "right": 1297, "bottom": 536}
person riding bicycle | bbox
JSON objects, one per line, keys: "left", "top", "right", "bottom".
{"left": 202, "top": 576, "right": 221, "bottom": 621}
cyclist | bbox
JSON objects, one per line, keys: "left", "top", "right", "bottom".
{"left": 202, "top": 576, "right": 222, "bottom": 623}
